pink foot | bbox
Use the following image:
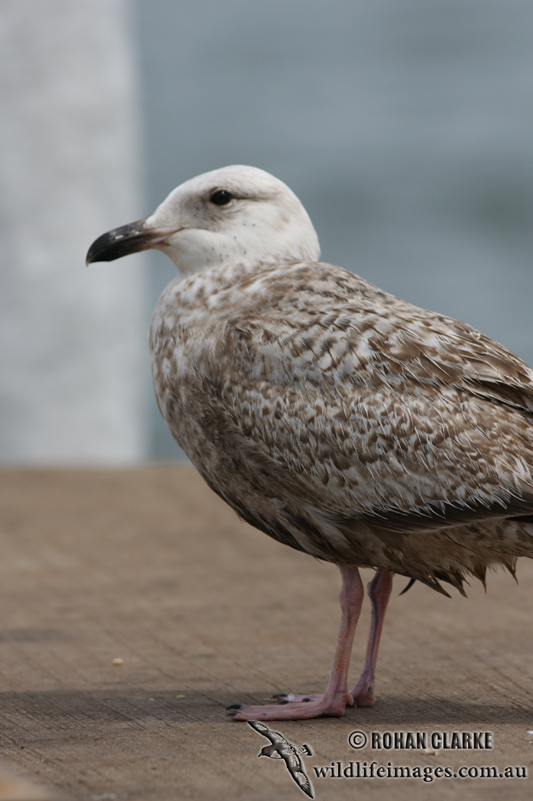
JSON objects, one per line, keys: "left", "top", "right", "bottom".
{"left": 227, "top": 566, "right": 365, "bottom": 722}
{"left": 351, "top": 671, "right": 376, "bottom": 707}
{"left": 273, "top": 691, "right": 354, "bottom": 705}
{"left": 227, "top": 690, "right": 350, "bottom": 721}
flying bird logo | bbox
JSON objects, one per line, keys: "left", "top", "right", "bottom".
{"left": 248, "top": 720, "right": 315, "bottom": 798}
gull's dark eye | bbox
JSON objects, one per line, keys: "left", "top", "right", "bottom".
{"left": 210, "top": 190, "right": 234, "bottom": 206}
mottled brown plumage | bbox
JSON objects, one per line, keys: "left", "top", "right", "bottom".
{"left": 87, "top": 165, "right": 533, "bottom": 721}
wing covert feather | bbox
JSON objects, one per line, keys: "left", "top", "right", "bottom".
{"left": 204, "top": 263, "right": 533, "bottom": 530}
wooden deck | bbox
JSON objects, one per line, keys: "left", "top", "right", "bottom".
{"left": 0, "top": 466, "right": 532, "bottom": 800}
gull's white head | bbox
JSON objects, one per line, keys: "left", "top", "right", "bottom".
{"left": 86, "top": 165, "right": 320, "bottom": 273}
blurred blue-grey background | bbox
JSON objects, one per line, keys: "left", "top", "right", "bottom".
{"left": 2, "top": 0, "right": 533, "bottom": 462}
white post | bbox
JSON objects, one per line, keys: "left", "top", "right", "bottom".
{"left": 0, "top": 0, "right": 147, "bottom": 463}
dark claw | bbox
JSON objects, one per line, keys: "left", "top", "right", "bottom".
{"left": 226, "top": 710, "right": 239, "bottom": 717}
{"left": 302, "top": 697, "right": 311, "bottom": 702}
{"left": 226, "top": 704, "right": 242, "bottom": 710}
{"left": 277, "top": 699, "right": 289, "bottom": 705}
{"left": 273, "top": 692, "right": 288, "bottom": 698}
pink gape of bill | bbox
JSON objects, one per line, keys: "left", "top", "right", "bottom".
{"left": 87, "top": 166, "right": 533, "bottom": 721}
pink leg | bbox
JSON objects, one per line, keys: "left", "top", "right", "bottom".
{"left": 351, "top": 570, "right": 393, "bottom": 707}
{"left": 228, "top": 565, "right": 364, "bottom": 721}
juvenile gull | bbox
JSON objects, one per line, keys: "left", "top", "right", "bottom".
{"left": 87, "top": 165, "right": 533, "bottom": 721}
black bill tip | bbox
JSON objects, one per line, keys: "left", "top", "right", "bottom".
{"left": 86, "top": 218, "right": 177, "bottom": 265}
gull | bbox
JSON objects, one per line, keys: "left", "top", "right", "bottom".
{"left": 87, "top": 165, "right": 533, "bottom": 721}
